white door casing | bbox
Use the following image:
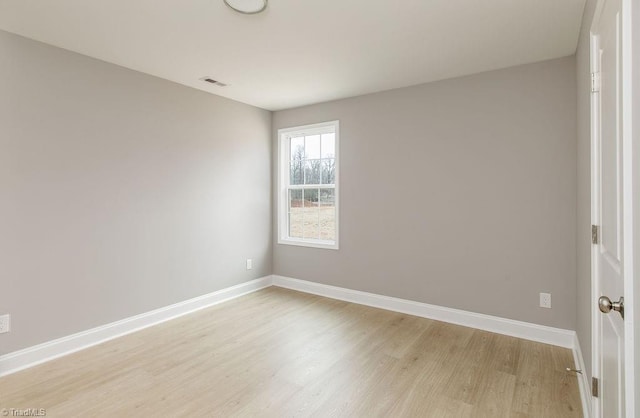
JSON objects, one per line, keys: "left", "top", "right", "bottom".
{"left": 590, "top": 0, "right": 635, "bottom": 416}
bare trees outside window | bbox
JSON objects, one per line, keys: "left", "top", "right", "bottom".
{"left": 279, "top": 121, "right": 339, "bottom": 248}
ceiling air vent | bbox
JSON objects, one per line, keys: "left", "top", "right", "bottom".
{"left": 200, "top": 77, "right": 228, "bottom": 87}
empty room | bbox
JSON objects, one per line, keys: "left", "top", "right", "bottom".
{"left": 0, "top": 0, "right": 638, "bottom": 417}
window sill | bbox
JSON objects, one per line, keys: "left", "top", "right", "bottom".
{"left": 277, "top": 238, "right": 339, "bottom": 250}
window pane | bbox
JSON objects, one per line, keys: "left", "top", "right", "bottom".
{"left": 303, "top": 189, "right": 319, "bottom": 207}
{"left": 303, "top": 189, "right": 319, "bottom": 239}
{"left": 303, "top": 210, "right": 320, "bottom": 239}
{"left": 321, "top": 133, "right": 335, "bottom": 158}
{"left": 290, "top": 137, "right": 304, "bottom": 160}
{"left": 290, "top": 136, "right": 305, "bottom": 185}
{"left": 305, "top": 135, "right": 321, "bottom": 159}
{"left": 288, "top": 189, "right": 303, "bottom": 238}
{"left": 319, "top": 207, "right": 336, "bottom": 241}
{"left": 321, "top": 158, "right": 336, "bottom": 184}
{"left": 290, "top": 161, "right": 304, "bottom": 185}
{"left": 319, "top": 188, "right": 335, "bottom": 207}
{"left": 304, "top": 160, "right": 321, "bottom": 184}
{"left": 290, "top": 189, "right": 304, "bottom": 208}
{"left": 319, "top": 188, "right": 335, "bottom": 241}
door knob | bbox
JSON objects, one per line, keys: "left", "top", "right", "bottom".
{"left": 599, "top": 296, "right": 624, "bottom": 318}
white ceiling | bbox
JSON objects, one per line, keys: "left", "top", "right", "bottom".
{"left": 0, "top": 0, "right": 586, "bottom": 111}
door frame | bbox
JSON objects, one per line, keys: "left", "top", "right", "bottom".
{"left": 589, "top": 0, "right": 636, "bottom": 416}
{"left": 633, "top": 0, "right": 640, "bottom": 411}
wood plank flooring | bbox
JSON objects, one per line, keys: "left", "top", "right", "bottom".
{"left": 0, "top": 287, "right": 582, "bottom": 417}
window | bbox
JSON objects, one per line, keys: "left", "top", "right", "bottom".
{"left": 278, "top": 121, "right": 339, "bottom": 249}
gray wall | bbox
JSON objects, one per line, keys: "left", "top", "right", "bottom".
{"left": 273, "top": 57, "right": 577, "bottom": 330}
{"left": 0, "top": 30, "right": 272, "bottom": 355}
{"left": 575, "top": 0, "right": 597, "bottom": 384}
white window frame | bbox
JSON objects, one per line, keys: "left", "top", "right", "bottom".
{"left": 277, "top": 120, "right": 339, "bottom": 250}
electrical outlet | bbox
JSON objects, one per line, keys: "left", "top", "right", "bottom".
{"left": 540, "top": 293, "right": 552, "bottom": 309}
{"left": 0, "top": 314, "right": 10, "bottom": 334}
{"left": 246, "top": 259, "right": 252, "bottom": 270}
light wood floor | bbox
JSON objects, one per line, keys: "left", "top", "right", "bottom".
{"left": 0, "top": 287, "right": 582, "bottom": 417}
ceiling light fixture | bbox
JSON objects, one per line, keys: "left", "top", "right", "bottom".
{"left": 223, "top": 0, "right": 267, "bottom": 14}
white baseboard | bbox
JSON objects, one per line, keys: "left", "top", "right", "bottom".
{"left": 272, "top": 275, "right": 576, "bottom": 349}
{"left": 0, "top": 276, "right": 272, "bottom": 378}
{"left": 1, "top": 274, "right": 582, "bottom": 381}
{"left": 573, "top": 333, "right": 593, "bottom": 418}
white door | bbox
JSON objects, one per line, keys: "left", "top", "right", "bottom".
{"left": 591, "top": 0, "right": 634, "bottom": 416}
